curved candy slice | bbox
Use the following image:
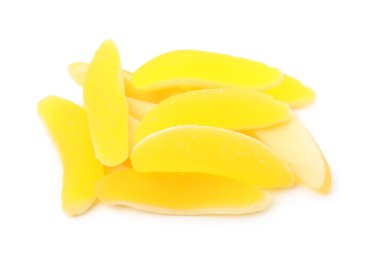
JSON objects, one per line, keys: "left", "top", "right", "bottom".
{"left": 38, "top": 96, "right": 104, "bottom": 216}
{"left": 126, "top": 97, "right": 156, "bottom": 120}
{"left": 253, "top": 115, "right": 331, "bottom": 193}
{"left": 131, "top": 126, "right": 294, "bottom": 188}
{"left": 96, "top": 169, "right": 272, "bottom": 215}
{"left": 83, "top": 40, "right": 129, "bottom": 166}
{"left": 68, "top": 62, "right": 184, "bottom": 103}
{"left": 131, "top": 50, "right": 283, "bottom": 91}
{"left": 263, "top": 74, "right": 316, "bottom": 108}
{"left": 135, "top": 88, "right": 292, "bottom": 142}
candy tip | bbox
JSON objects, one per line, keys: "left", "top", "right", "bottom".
{"left": 62, "top": 198, "right": 96, "bottom": 217}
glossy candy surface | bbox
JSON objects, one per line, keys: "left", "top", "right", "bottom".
{"left": 253, "top": 115, "right": 331, "bottom": 193}
{"left": 263, "top": 74, "right": 316, "bottom": 108}
{"left": 69, "top": 62, "right": 316, "bottom": 108}
{"left": 135, "top": 88, "right": 292, "bottom": 142}
{"left": 96, "top": 169, "right": 272, "bottom": 215}
{"left": 83, "top": 40, "right": 129, "bottom": 166}
{"left": 131, "top": 126, "right": 295, "bottom": 188}
{"left": 38, "top": 96, "right": 104, "bottom": 216}
{"left": 39, "top": 41, "right": 331, "bottom": 217}
{"left": 131, "top": 50, "right": 283, "bottom": 91}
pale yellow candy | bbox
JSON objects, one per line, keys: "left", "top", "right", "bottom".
{"left": 95, "top": 169, "right": 272, "bottom": 215}
{"left": 83, "top": 40, "right": 129, "bottom": 166}
{"left": 263, "top": 74, "right": 316, "bottom": 108}
{"left": 68, "top": 62, "right": 133, "bottom": 91}
{"left": 252, "top": 115, "right": 331, "bottom": 193}
{"left": 134, "top": 88, "right": 292, "bottom": 143}
{"left": 38, "top": 96, "right": 104, "bottom": 217}
{"left": 131, "top": 50, "right": 283, "bottom": 91}
{"left": 40, "top": 42, "right": 329, "bottom": 217}
{"left": 126, "top": 97, "right": 156, "bottom": 120}
{"left": 67, "top": 62, "right": 91, "bottom": 85}
{"left": 68, "top": 62, "right": 184, "bottom": 103}
{"left": 131, "top": 126, "right": 295, "bottom": 188}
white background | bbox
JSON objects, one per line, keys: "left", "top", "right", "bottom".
{"left": 1, "top": 0, "right": 369, "bottom": 259}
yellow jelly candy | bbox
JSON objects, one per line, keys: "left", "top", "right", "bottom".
{"left": 125, "top": 78, "right": 185, "bottom": 103}
{"left": 40, "top": 40, "right": 330, "bottom": 217}
{"left": 83, "top": 40, "right": 129, "bottom": 166}
{"left": 68, "top": 62, "right": 133, "bottom": 92}
{"left": 68, "top": 62, "right": 184, "bottom": 103}
{"left": 126, "top": 97, "right": 156, "bottom": 120}
{"left": 263, "top": 74, "right": 316, "bottom": 108}
{"left": 38, "top": 96, "right": 104, "bottom": 217}
{"left": 131, "top": 50, "right": 283, "bottom": 91}
{"left": 252, "top": 115, "right": 331, "bottom": 193}
{"left": 95, "top": 169, "right": 272, "bottom": 215}
{"left": 67, "top": 62, "right": 91, "bottom": 85}
{"left": 128, "top": 115, "right": 139, "bottom": 152}
{"left": 67, "top": 63, "right": 155, "bottom": 121}
{"left": 131, "top": 126, "right": 295, "bottom": 188}
{"left": 103, "top": 115, "right": 138, "bottom": 175}
{"left": 104, "top": 162, "right": 131, "bottom": 175}
{"left": 134, "top": 88, "right": 292, "bottom": 142}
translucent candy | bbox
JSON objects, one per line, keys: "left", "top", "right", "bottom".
{"left": 83, "top": 40, "right": 129, "bottom": 166}
{"left": 135, "top": 88, "right": 292, "bottom": 142}
{"left": 39, "top": 42, "right": 330, "bottom": 218}
{"left": 38, "top": 96, "right": 104, "bottom": 216}
{"left": 131, "top": 50, "right": 283, "bottom": 91}
{"left": 131, "top": 125, "right": 295, "bottom": 188}
{"left": 252, "top": 116, "right": 331, "bottom": 193}
{"left": 96, "top": 169, "right": 272, "bottom": 215}
{"left": 263, "top": 74, "right": 316, "bottom": 108}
